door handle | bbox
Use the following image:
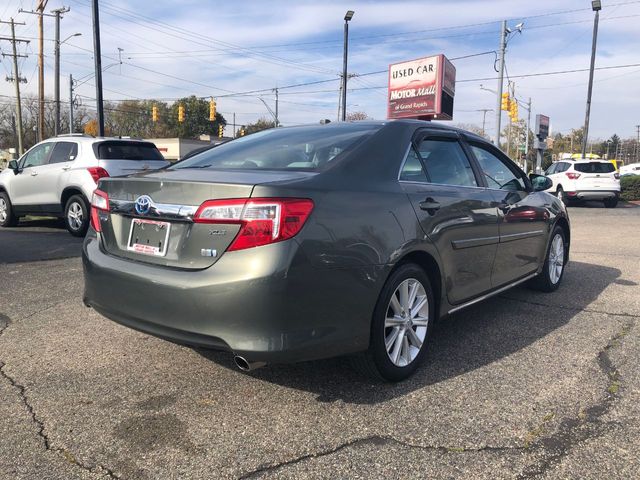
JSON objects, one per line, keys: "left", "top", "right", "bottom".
{"left": 30, "top": 171, "right": 38, "bottom": 176}
{"left": 62, "top": 166, "right": 71, "bottom": 171}
{"left": 419, "top": 198, "right": 441, "bottom": 213}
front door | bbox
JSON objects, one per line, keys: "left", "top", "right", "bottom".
{"left": 10, "top": 142, "right": 56, "bottom": 210}
{"left": 467, "top": 142, "right": 549, "bottom": 287}
{"left": 400, "top": 133, "right": 499, "bottom": 305}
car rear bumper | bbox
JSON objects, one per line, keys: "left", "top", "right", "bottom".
{"left": 82, "top": 232, "right": 381, "bottom": 363}
{"left": 570, "top": 190, "right": 619, "bottom": 200}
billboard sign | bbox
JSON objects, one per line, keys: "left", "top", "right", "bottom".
{"left": 535, "top": 114, "right": 550, "bottom": 139}
{"left": 387, "top": 54, "right": 456, "bottom": 120}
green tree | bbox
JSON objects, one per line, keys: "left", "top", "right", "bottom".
{"left": 244, "top": 117, "right": 276, "bottom": 135}
{"left": 167, "top": 96, "right": 226, "bottom": 139}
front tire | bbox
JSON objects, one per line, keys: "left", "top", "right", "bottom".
{"left": 556, "top": 186, "right": 567, "bottom": 205}
{"left": 603, "top": 197, "right": 618, "bottom": 208}
{"left": 529, "top": 226, "right": 567, "bottom": 292}
{"left": 64, "top": 195, "right": 89, "bottom": 237}
{"left": 352, "top": 263, "right": 434, "bottom": 381}
{"left": 0, "top": 192, "right": 19, "bottom": 227}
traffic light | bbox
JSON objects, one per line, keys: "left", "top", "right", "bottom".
{"left": 152, "top": 105, "right": 158, "bottom": 122}
{"left": 510, "top": 101, "right": 518, "bottom": 121}
{"left": 218, "top": 124, "right": 224, "bottom": 138}
{"left": 501, "top": 92, "right": 510, "bottom": 111}
{"left": 209, "top": 99, "right": 217, "bottom": 121}
{"left": 240, "top": 126, "right": 245, "bottom": 136}
{"left": 178, "top": 104, "right": 185, "bottom": 123}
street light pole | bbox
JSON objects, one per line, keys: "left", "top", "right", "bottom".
{"left": 91, "top": 0, "right": 105, "bottom": 136}
{"left": 581, "top": 0, "right": 601, "bottom": 159}
{"left": 341, "top": 10, "right": 354, "bottom": 122}
{"left": 51, "top": 6, "right": 72, "bottom": 136}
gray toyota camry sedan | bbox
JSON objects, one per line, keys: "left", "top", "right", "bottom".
{"left": 83, "top": 120, "right": 569, "bottom": 381}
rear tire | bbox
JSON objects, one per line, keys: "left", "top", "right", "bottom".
{"left": 0, "top": 192, "right": 19, "bottom": 227}
{"left": 556, "top": 186, "right": 568, "bottom": 205}
{"left": 351, "top": 263, "right": 434, "bottom": 382}
{"left": 529, "top": 225, "right": 567, "bottom": 292}
{"left": 64, "top": 194, "right": 89, "bottom": 237}
{"left": 604, "top": 197, "right": 618, "bottom": 208}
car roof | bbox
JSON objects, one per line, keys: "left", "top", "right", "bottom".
{"left": 39, "top": 135, "right": 154, "bottom": 146}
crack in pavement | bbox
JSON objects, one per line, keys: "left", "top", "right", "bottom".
{"left": 0, "top": 313, "right": 122, "bottom": 480}
{"left": 238, "top": 435, "right": 523, "bottom": 479}
{"left": 500, "top": 295, "right": 640, "bottom": 319}
{"left": 515, "top": 318, "right": 635, "bottom": 479}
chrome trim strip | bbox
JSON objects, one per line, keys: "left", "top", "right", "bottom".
{"left": 499, "top": 230, "right": 545, "bottom": 243}
{"left": 109, "top": 199, "right": 198, "bottom": 222}
{"left": 447, "top": 271, "right": 538, "bottom": 314}
{"left": 451, "top": 235, "right": 500, "bottom": 249}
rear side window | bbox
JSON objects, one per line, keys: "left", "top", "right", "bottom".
{"left": 574, "top": 162, "right": 615, "bottom": 173}
{"left": 48, "top": 142, "right": 78, "bottom": 164}
{"left": 416, "top": 139, "right": 477, "bottom": 187}
{"left": 93, "top": 141, "right": 164, "bottom": 160}
{"left": 399, "top": 147, "right": 428, "bottom": 182}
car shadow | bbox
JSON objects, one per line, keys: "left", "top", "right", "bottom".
{"left": 194, "top": 260, "right": 620, "bottom": 405}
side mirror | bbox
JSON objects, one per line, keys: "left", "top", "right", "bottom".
{"left": 530, "top": 174, "right": 552, "bottom": 192}
{"left": 8, "top": 160, "right": 19, "bottom": 174}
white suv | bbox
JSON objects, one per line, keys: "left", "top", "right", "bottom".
{"left": 0, "top": 135, "right": 168, "bottom": 235}
{"left": 544, "top": 159, "right": 620, "bottom": 208}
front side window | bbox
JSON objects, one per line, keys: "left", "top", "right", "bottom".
{"left": 416, "top": 138, "right": 477, "bottom": 187}
{"left": 470, "top": 144, "right": 527, "bottom": 191}
{"left": 545, "top": 163, "right": 557, "bottom": 175}
{"left": 20, "top": 143, "right": 55, "bottom": 168}
{"left": 48, "top": 142, "right": 78, "bottom": 164}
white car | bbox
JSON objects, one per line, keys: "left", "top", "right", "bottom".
{"left": 620, "top": 162, "right": 640, "bottom": 176}
{"left": 544, "top": 159, "right": 620, "bottom": 208}
{"left": 0, "top": 135, "right": 168, "bottom": 235}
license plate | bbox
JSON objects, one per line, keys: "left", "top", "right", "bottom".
{"left": 127, "top": 218, "right": 171, "bottom": 256}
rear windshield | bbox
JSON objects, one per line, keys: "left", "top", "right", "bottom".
{"left": 93, "top": 141, "right": 164, "bottom": 161}
{"left": 574, "top": 162, "right": 615, "bottom": 173}
{"left": 171, "top": 124, "right": 382, "bottom": 171}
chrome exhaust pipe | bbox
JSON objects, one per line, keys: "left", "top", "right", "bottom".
{"left": 234, "top": 355, "right": 266, "bottom": 372}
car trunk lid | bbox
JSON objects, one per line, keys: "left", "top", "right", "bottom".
{"left": 93, "top": 140, "right": 170, "bottom": 176}
{"left": 96, "top": 169, "right": 314, "bottom": 269}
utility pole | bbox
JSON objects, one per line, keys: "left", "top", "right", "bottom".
{"left": 0, "top": 18, "right": 29, "bottom": 155}
{"left": 19, "top": 1, "right": 51, "bottom": 141}
{"left": 232, "top": 113, "right": 236, "bottom": 138}
{"left": 92, "top": 0, "right": 105, "bottom": 136}
{"left": 477, "top": 109, "right": 492, "bottom": 137}
{"left": 581, "top": 0, "right": 601, "bottom": 159}
{"left": 51, "top": 6, "right": 70, "bottom": 136}
{"left": 494, "top": 20, "right": 507, "bottom": 147}
{"left": 69, "top": 74, "right": 74, "bottom": 133}
{"left": 635, "top": 124, "right": 640, "bottom": 162}
{"left": 274, "top": 87, "right": 279, "bottom": 127}
{"left": 524, "top": 97, "right": 532, "bottom": 172}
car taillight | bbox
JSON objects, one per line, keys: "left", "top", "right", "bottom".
{"left": 87, "top": 167, "right": 110, "bottom": 183}
{"left": 565, "top": 172, "right": 581, "bottom": 180}
{"left": 90, "top": 189, "right": 109, "bottom": 232}
{"left": 194, "top": 198, "right": 314, "bottom": 251}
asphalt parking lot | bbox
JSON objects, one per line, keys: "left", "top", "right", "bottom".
{"left": 1, "top": 204, "right": 639, "bottom": 479}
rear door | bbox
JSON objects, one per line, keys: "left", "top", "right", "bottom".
{"left": 94, "top": 140, "right": 170, "bottom": 176}
{"left": 574, "top": 161, "right": 619, "bottom": 191}
{"left": 399, "top": 131, "right": 499, "bottom": 305}
{"left": 467, "top": 141, "right": 549, "bottom": 287}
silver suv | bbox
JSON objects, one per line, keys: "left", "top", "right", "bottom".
{"left": 0, "top": 135, "right": 168, "bottom": 236}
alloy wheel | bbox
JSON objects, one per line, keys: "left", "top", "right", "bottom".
{"left": 67, "top": 201, "right": 84, "bottom": 231}
{"left": 548, "top": 234, "right": 565, "bottom": 284}
{"left": 384, "top": 278, "right": 429, "bottom": 367}
{"left": 0, "top": 198, "right": 7, "bottom": 223}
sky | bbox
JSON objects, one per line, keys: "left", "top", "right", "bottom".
{"left": 0, "top": 0, "right": 638, "bottom": 141}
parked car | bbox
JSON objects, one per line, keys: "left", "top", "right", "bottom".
{"left": 82, "top": 121, "right": 569, "bottom": 381}
{"left": 544, "top": 159, "right": 620, "bottom": 207}
{"left": 0, "top": 135, "right": 169, "bottom": 235}
{"left": 620, "top": 162, "right": 640, "bottom": 177}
